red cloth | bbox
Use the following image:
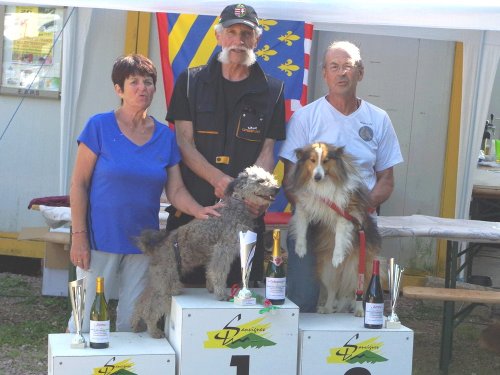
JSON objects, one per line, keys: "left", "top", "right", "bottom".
{"left": 264, "top": 212, "right": 291, "bottom": 226}
{"left": 28, "top": 195, "right": 70, "bottom": 209}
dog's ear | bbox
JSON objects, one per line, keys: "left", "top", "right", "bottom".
{"left": 329, "top": 146, "right": 345, "bottom": 160}
{"left": 295, "top": 148, "right": 304, "bottom": 161}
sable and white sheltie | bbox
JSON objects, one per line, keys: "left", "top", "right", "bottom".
{"left": 288, "top": 142, "right": 382, "bottom": 315}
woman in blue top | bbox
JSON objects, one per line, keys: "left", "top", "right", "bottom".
{"left": 68, "top": 54, "right": 220, "bottom": 333}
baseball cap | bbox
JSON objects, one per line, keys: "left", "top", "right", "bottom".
{"left": 218, "top": 4, "right": 259, "bottom": 29}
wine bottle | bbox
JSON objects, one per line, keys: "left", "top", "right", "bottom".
{"left": 89, "top": 276, "right": 110, "bottom": 349}
{"left": 265, "top": 229, "right": 286, "bottom": 305}
{"left": 363, "top": 259, "right": 384, "bottom": 329}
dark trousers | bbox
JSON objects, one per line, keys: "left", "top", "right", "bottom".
{"left": 165, "top": 207, "right": 265, "bottom": 287}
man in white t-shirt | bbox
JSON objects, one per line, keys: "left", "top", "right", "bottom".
{"left": 279, "top": 41, "right": 403, "bottom": 312}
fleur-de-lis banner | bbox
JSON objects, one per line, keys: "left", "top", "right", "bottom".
{"left": 157, "top": 13, "right": 313, "bottom": 211}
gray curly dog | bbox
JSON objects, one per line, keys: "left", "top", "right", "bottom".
{"left": 131, "top": 165, "right": 279, "bottom": 338}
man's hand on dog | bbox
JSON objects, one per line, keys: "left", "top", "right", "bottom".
{"left": 213, "top": 175, "right": 233, "bottom": 199}
{"left": 244, "top": 199, "right": 270, "bottom": 218}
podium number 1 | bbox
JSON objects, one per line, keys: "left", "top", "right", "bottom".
{"left": 230, "top": 355, "right": 249, "bottom": 375}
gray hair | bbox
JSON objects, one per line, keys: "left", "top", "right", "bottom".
{"left": 322, "top": 41, "right": 364, "bottom": 69}
{"left": 214, "top": 23, "right": 263, "bottom": 38}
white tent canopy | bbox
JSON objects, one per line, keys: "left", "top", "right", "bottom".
{"left": 3, "top": 0, "right": 500, "bottom": 220}
{"left": 3, "top": 0, "right": 500, "bottom": 31}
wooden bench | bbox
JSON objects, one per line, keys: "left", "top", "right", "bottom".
{"left": 403, "top": 286, "right": 500, "bottom": 304}
{"left": 403, "top": 286, "right": 500, "bottom": 374}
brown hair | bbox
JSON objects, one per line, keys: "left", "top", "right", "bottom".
{"left": 111, "top": 54, "right": 157, "bottom": 90}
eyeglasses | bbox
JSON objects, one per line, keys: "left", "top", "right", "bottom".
{"left": 327, "top": 63, "right": 356, "bottom": 73}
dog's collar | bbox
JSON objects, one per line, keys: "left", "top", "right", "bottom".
{"left": 319, "top": 197, "right": 359, "bottom": 227}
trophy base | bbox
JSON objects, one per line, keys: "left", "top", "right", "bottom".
{"left": 71, "top": 335, "right": 87, "bottom": 349}
{"left": 385, "top": 319, "right": 402, "bottom": 329}
{"left": 234, "top": 296, "right": 256, "bottom": 306}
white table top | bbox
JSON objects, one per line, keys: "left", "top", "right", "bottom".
{"left": 474, "top": 164, "right": 500, "bottom": 187}
{"left": 378, "top": 214, "right": 500, "bottom": 243}
{"left": 37, "top": 207, "right": 500, "bottom": 245}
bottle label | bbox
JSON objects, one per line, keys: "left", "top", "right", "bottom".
{"left": 364, "top": 303, "right": 384, "bottom": 325}
{"left": 265, "top": 277, "right": 286, "bottom": 300}
{"left": 89, "top": 320, "right": 110, "bottom": 343}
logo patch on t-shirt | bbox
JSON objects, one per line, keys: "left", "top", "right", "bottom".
{"left": 359, "top": 126, "right": 373, "bottom": 142}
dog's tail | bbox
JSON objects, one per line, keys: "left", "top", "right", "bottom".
{"left": 135, "top": 229, "right": 170, "bottom": 256}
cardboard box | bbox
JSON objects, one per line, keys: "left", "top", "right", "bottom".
{"left": 168, "top": 288, "right": 299, "bottom": 374}
{"left": 48, "top": 332, "right": 175, "bottom": 375}
{"left": 298, "top": 313, "right": 414, "bottom": 375}
{"left": 42, "top": 267, "right": 69, "bottom": 297}
{"left": 19, "top": 227, "right": 71, "bottom": 296}
{"left": 18, "top": 226, "right": 70, "bottom": 246}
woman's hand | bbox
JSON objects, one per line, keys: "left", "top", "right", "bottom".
{"left": 70, "top": 234, "right": 91, "bottom": 270}
{"left": 192, "top": 202, "right": 224, "bottom": 220}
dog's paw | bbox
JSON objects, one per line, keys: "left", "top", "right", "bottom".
{"left": 317, "top": 305, "right": 335, "bottom": 314}
{"left": 214, "top": 287, "right": 228, "bottom": 301}
{"left": 332, "top": 253, "right": 345, "bottom": 268}
{"left": 295, "top": 241, "right": 307, "bottom": 258}
{"left": 131, "top": 319, "right": 146, "bottom": 333}
{"left": 148, "top": 328, "right": 166, "bottom": 339}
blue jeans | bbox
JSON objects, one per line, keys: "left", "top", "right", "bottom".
{"left": 286, "top": 230, "right": 320, "bottom": 312}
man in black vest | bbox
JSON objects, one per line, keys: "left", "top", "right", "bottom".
{"left": 166, "top": 3, "right": 286, "bottom": 286}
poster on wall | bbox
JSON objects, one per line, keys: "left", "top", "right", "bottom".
{"left": 1, "top": 5, "right": 64, "bottom": 98}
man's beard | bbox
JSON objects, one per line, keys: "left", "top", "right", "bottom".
{"left": 218, "top": 46, "right": 256, "bottom": 67}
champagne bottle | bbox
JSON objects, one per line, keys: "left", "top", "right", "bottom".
{"left": 265, "top": 229, "right": 286, "bottom": 305}
{"left": 89, "top": 276, "right": 110, "bottom": 349}
{"left": 363, "top": 259, "right": 384, "bottom": 329}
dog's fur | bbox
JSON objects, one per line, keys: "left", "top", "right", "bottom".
{"left": 131, "top": 166, "right": 279, "bottom": 338}
{"left": 288, "top": 142, "right": 382, "bottom": 315}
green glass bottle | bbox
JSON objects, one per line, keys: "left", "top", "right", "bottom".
{"left": 89, "top": 276, "right": 110, "bottom": 349}
{"left": 265, "top": 229, "right": 286, "bottom": 305}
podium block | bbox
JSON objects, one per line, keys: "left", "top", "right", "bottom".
{"left": 298, "top": 313, "right": 413, "bottom": 375}
{"left": 168, "top": 288, "right": 299, "bottom": 374}
{"left": 48, "top": 332, "right": 175, "bottom": 375}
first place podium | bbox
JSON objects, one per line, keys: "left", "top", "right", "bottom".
{"left": 168, "top": 288, "right": 299, "bottom": 375}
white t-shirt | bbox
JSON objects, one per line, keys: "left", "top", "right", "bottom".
{"left": 279, "top": 96, "right": 403, "bottom": 191}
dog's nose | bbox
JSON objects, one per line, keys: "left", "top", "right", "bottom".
{"left": 314, "top": 173, "right": 323, "bottom": 181}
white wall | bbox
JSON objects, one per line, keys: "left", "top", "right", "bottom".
{"left": 488, "top": 64, "right": 500, "bottom": 133}
{"left": 0, "top": 94, "right": 61, "bottom": 230}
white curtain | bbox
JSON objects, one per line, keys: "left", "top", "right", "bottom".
{"left": 457, "top": 31, "right": 500, "bottom": 219}
{"left": 59, "top": 7, "right": 93, "bottom": 194}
